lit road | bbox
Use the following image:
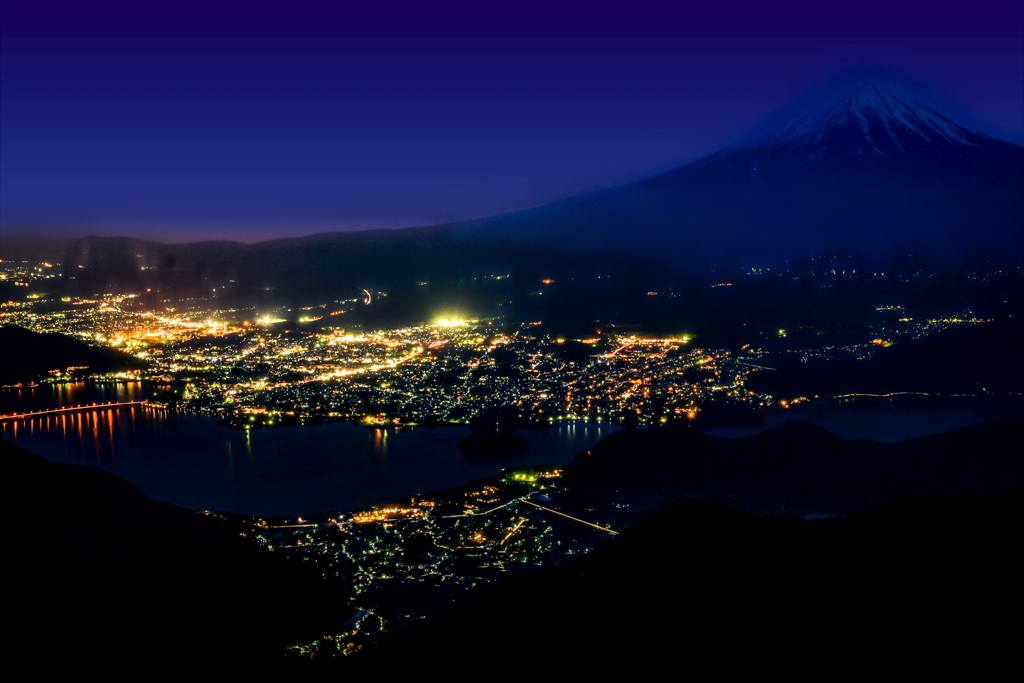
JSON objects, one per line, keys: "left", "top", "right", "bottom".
{"left": 500, "top": 518, "right": 528, "bottom": 545}
{"left": 442, "top": 492, "right": 619, "bottom": 537}
{"left": 736, "top": 361, "right": 777, "bottom": 370}
{"left": 520, "top": 498, "right": 618, "bottom": 535}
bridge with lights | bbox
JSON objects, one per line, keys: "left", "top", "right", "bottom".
{"left": 0, "top": 400, "right": 151, "bottom": 422}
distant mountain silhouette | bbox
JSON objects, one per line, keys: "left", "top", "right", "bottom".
{"left": 466, "top": 80, "right": 1023, "bottom": 264}
{"left": 566, "top": 416, "right": 1024, "bottom": 514}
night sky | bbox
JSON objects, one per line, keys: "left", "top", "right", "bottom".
{"left": 2, "top": 1, "right": 1021, "bottom": 243}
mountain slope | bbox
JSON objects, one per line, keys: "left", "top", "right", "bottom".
{"left": 467, "top": 79, "right": 1024, "bottom": 264}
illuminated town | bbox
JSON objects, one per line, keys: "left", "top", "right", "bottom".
{"left": 0, "top": 259, "right": 1004, "bottom": 657}
{"left": 1, "top": 258, "right": 995, "bottom": 426}
{"left": 3, "top": 2, "right": 1021, "bottom": 668}
{"left": 217, "top": 463, "right": 640, "bottom": 658}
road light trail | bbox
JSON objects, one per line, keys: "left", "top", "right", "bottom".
{"left": 832, "top": 391, "right": 934, "bottom": 398}
{"left": 442, "top": 497, "right": 521, "bottom": 518}
{"left": 479, "top": 498, "right": 521, "bottom": 515}
{"left": 606, "top": 343, "right": 631, "bottom": 358}
{"left": 736, "top": 361, "right": 777, "bottom": 370}
{"left": 500, "top": 518, "right": 528, "bottom": 545}
{"left": 520, "top": 500, "right": 618, "bottom": 535}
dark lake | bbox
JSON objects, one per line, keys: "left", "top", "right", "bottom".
{"left": 1, "top": 383, "right": 622, "bottom": 515}
{"left": 3, "top": 383, "right": 1021, "bottom": 516}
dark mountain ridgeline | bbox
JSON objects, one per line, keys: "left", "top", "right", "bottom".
{"left": 17, "top": 225, "right": 1021, "bottom": 342}
{"left": 0, "top": 324, "right": 147, "bottom": 385}
{"left": 350, "top": 490, "right": 1022, "bottom": 671}
{"left": 6, "top": 412, "right": 1021, "bottom": 668}
{"left": 39, "top": 229, "right": 668, "bottom": 335}
{"left": 566, "top": 417, "right": 1024, "bottom": 514}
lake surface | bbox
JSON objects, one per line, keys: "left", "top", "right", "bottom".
{"left": 3, "top": 383, "right": 1021, "bottom": 516}
{"left": 1, "top": 383, "right": 622, "bottom": 515}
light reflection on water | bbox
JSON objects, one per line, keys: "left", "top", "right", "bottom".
{"left": 1, "top": 387, "right": 621, "bottom": 516}
{"left": 1, "top": 381, "right": 154, "bottom": 412}
{"left": 6, "top": 384, "right": 1018, "bottom": 515}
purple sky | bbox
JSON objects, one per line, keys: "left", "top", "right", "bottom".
{"left": 2, "top": 1, "right": 1021, "bottom": 243}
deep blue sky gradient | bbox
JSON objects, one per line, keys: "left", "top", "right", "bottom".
{"left": 2, "top": 1, "right": 1021, "bottom": 242}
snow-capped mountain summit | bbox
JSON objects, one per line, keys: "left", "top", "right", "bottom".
{"left": 742, "top": 80, "right": 990, "bottom": 159}
{"left": 464, "top": 80, "right": 1023, "bottom": 265}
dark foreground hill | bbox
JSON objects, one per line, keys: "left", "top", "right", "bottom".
{"left": 351, "top": 491, "right": 1021, "bottom": 672}
{"left": 0, "top": 324, "right": 147, "bottom": 385}
{"left": 5, "top": 413, "right": 1021, "bottom": 670}
{"left": 2, "top": 439, "right": 348, "bottom": 668}
{"left": 565, "top": 417, "right": 1024, "bottom": 515}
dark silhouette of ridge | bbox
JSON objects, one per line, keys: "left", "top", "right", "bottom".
{"left": 0, "top": 325, "right": 147, "bottom": 385}
{"left": 5, "top": 413, "right": 1021, "bottom": 669}
{"left": 347, "top": 490, "right": 1021, "bottom": 672}
{"left": 566, "top": 416, "right": 1024, "bottom": 514}
{"left": 3, "top": 439, "right": 348, "bottom": 668}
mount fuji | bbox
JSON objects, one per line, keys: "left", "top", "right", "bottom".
{"left": 460, "top": 79, "right": 1024, "bottom": 266}
{"left": 50, "top": 80, "right": 1023, "bottom": 315}
{"left": 740, "top": 79, "right": 990, "bottom": 159}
